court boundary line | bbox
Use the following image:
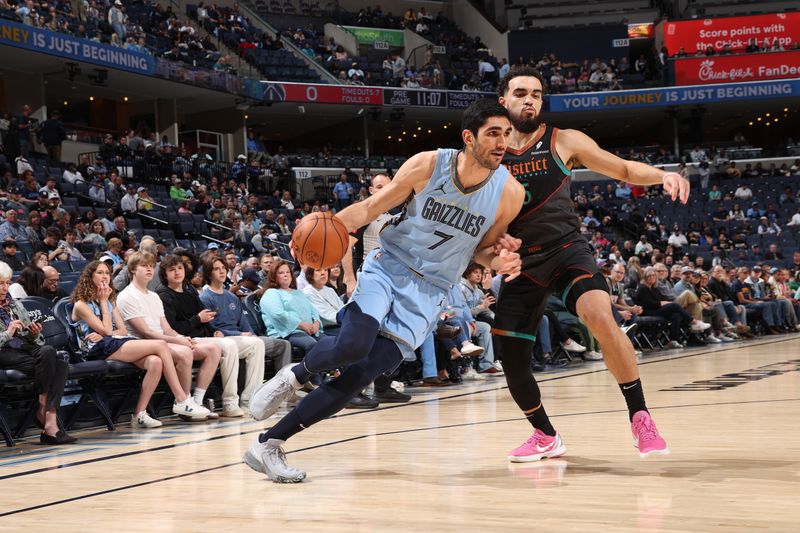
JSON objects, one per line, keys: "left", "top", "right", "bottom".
{"left": 2, "top": 395, "right": 798, "bottom": 518}
{"left": 0, "top": 335, "right": 795, "bottom": 483}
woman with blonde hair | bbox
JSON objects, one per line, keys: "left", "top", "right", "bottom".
{"left": 624, "top": 256, "right": 643, "bottom": 290}
{"left": 82, "top": 219, "right": 108, "bottom": 247}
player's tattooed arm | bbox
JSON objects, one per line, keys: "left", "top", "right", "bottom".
{"left": 335, "top": 151, "right": 436, "bottom": 233}
{"left": 558, "top": 129, "right": 690, "bottom": 204}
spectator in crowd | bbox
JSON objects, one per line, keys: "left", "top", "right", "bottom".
{"left": 460, "top": 263, "right": 495, "bottom": 324}
{"left": 302, "top": 266, "right": 343, "bottom": 335}
{"left": 260, "top": 259, "right": 322, "bottom": 354}
{"left": 332, "top": 174, "right": 354, "bottom": 211}
{"left": 0, "top": 209, "right": 27, "bottom": 242}
{"left": 0, "top": 261, "right": 75, "bottom": 444}
{"left": 41, "top": 265, "right": 67, "bottom": 302}
{"left": 83, "top": 219, "right": 108, "bottom": 248}
{"left": 38, "top": 109, "right": 67, "bottom": 163}
{"left": 116, "top": 251, "right": 214, "bottom": 419}
{"left": 9, "top": 265, "right": 44, "bottom": 299}
{"left": 62, "top": 163, "right": 85, "bottom": 185}
{"left": 0, "top": 240, "right": 23, "bottom": 271}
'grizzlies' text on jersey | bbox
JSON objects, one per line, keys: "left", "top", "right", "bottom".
{"left": 502, "top": 125, "right": 579, "bottom": 255}
{"left": 380, "top": 148, "right": 508, "bottom": 287}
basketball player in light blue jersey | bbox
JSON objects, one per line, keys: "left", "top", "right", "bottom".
{"left": 245, "top": 99, "right": 526, "bottom": 483}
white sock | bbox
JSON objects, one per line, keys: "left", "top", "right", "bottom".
{"left": 193, "top": 388, "right": 206, "bottom": 405}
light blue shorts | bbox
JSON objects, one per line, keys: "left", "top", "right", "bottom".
{"left": 351, "top": 249, "right": 448, "bottom": 360}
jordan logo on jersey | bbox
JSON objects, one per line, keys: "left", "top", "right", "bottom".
{"left": 420, "top": 197, "right": 486, "bottom": 237}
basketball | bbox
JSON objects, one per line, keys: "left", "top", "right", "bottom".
{"left": 291, "top": 212, "right": 350, "bottom": 269}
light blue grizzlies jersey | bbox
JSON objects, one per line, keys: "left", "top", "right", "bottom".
{"left": 380, "top": 148, "right": 509, "bottom": 288}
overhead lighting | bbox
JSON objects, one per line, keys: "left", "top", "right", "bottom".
{"left": 387, "top": 135, "right": 392, "bottom": 140}
{"left": 757, "top": 117, "right": 761, "bottom": 121}
{"left": 402, "top": 131, "right": 407, "bottom": 135}
{"left": 123, "top": 96, "right": 128, "bottom": 102}
{"left": 427, "top": 129, "right": 432, "bottom": 134}
{"left": 748, "top": 121, "right": 753, "bottom": 126}
{"left": 417, "top": 126, "right": 422, "bottom": 131}
{"left": 765, "top": 122, "right": 771, "bottom": 126}
{"left": 63, "top": 100, "right": 68, "bottom": 106}
{"left": 413, "top": 134, "right": 417, "bottom": 138}
{"left": 774, "top": 118, "right": 779, "bottom": 123}
{"left": 244, "top": 114, "right": 249, "bottom": 120}
{"left": 89, "top": 96, "right": 94, "bottom": 101}
{"left": 443, "top": 124, "right": 448, "bottom": 129}
{"left": 766, "top": 112, "right": 770, "bottom": 117}
{"left": 784, "top": 108, "right": 789, "bottom": 112}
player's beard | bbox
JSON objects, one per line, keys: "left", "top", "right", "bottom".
{"left": 471, "top": 144, "right": 500, "bottom": 170}
{"left": 510, "top": 109, "right": 542, "bottom": 134}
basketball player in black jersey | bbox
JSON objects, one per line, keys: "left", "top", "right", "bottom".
{"left": 495, "top": 66, "right": 690, "bottom": 460}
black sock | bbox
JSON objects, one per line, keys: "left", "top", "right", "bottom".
{"left": 291, "top": 361, "right": 313, "bottom": 384}
{"left": 259, "top": 409, "right": 305, "bottom": 442}
{"left": 619, "top": 378, "right": 647, "bottom": 421}
{"left": 526, "top": 404, "right": 556, "bottom": 436}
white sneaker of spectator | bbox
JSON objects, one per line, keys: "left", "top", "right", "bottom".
{"left": 462, "top": 367, "right": 486, "bottom": 381}
{"left": 706, "top": 334, "right": 723, "bottom": 343}
{"left": 390, "top": 381, "right": 405, "bottom": 393}
{"left": 562, "top": 338, "right": 586, "bottom": 353}
{"left": 718, "top": 334, "right": 736, "bottom": 342}
{"left": 491, "top": 361, "right": 503, "bottom": 372}
{"left": 689, "top": 320, "right": 711, "bottom": 333}
{"left": 460, "top": 340, "right": 485, "bottom": 357}
{"left": 666, "top": 340, "right": 683, "bottom": 349}
{"left": 634, "top": 350, "right": 643, "bottom": 360}
{"left": 132, "top": 411, "right": 162, "bottom": 429}
{"left": 584, "top": 350, "right": 603, "bottom": 361}
{"left": 173, "top": 397, "right": 210, "bottom": 419}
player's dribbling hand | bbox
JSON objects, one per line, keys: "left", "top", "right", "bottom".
{"left": 345, "top": 274, "right": 357, "bottom": 298}
{"left": 662, "top": 172, "right": 690, "bottom": 204}
{"left": 492, "top": 233, "right": 522, "bottom": 255}
{"left": 491, "top": 249, "right": 522, "bottom": 281}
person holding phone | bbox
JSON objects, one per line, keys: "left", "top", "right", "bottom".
{"left": 0, "top": 260, "right": 76, "bottom": 444}
{"left": 158, "top": 254, "right": 267, "bottom": 417}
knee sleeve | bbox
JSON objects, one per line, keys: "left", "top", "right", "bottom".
{"left": 561, "top": 271, "right": 610, "bottom": 316}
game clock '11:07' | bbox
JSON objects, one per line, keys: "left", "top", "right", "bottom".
{"left": 383, "top": 89, "right": 447, "bottom": 108}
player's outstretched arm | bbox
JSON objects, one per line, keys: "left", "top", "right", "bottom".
{"left": 335, "top": 151, "right": 436, "bottom": 233}
{"left": 559, "top": 129, "right": 690, "bottom": 204}
{"left": 474, "top": 178, "right": 525, "bottom": 280}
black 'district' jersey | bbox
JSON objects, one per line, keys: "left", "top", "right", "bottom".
{"left": 502, "top": 125, "right": 580, "bottom": 256}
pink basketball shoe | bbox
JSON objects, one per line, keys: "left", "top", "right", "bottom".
{"left": 508, "top": 429, "right": 567, "bottom": 463}
{"left": 631, "top": 410, "right": 670, "bottom": 458}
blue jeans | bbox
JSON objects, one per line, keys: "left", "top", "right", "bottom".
{"left": 419, "top": 333, "right": 437, "bottom": 379}
{"left": 537, "top": 314, "right": 552, "bottom": 353}
{"left": 285, "top": 331, "right": 319, "bottom": 354}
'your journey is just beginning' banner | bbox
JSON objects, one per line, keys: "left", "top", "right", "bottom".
{"left": 0, "top": 19, "right": 154, "bottom": 75}
{"left": 548, "top": 79, "right": 800, "bottom": 112}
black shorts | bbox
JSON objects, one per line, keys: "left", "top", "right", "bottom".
{"left": 87, "top": 336, "right": 134, "bottom": 360}
{"left": 493, "top": 239, "right": 602, "bottom": 341}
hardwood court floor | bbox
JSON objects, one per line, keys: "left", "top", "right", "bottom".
{"left": 1, "top": 337, "right": 799, "bottom": 532}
